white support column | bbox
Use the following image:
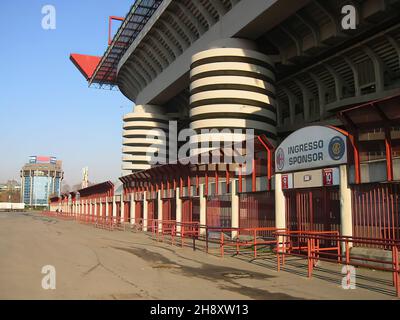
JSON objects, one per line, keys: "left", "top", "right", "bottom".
{"left": 105, "top": 197, "right": 109, "bottom": 218}
{"left": 176, "top": 187, "right": 182, "bottom": 233}
{"left": 231, "top": 180, "right": 239, "bottom": 239}
{"left": 340, "top": 165, "right": 353, "bottom": 250}
{"left": 199, "top": 184, "right": 207, "bottom": 235}
{"left": 99, "top": 200, "right": 103, "bottom": 220}
{"left": 94, "top": 201, "right": 97, "bottom": 220}
{"left": 112, "top": 196, "right": 117, "bottom": 219}
{"left": 120, "top": 197, "right": 125, "bottom": 223}
{"left": 274, "top": 173, "right": 286, "bottom": 230}
{"left": 130, "top": 193, "right": 135, "bottom": 225}
{"left": 158, "top": 190, "right": 163, "bottom": 232}
{"left": 143, "top": 192, "right": 148, "bottom": 231}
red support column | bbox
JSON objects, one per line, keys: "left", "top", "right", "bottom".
{"left": 349, "top": 132, "right": 361, "bottom": 184}
{"left": 385, "top": 127, "right": 394, "bottom": 181}
{"left": 226, "top": 164, "right": 230, "bottom": 193}
{"left": 238, "top": 164, "right": 243, "bottom": 193}
{"left": 252, "top": 159, "right": 256, "bottom": 192}
{"left": 187, "top": 175, "right": 191, "bottom": 197}
{"left": 267, "top": 148, "right": 272, "bottom": 191}
{"left": 215, "top": 164, "right": 219, "bottom": 195}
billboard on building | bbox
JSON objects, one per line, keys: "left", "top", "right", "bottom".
{"left": 28, "top": 156, "right": 57, "bottom": 164}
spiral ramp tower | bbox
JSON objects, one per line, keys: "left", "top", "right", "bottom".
{"left": 189, "top": 39, "right": 277, "bottom": 156}
{"left": 122, "top": 105, "right": 169, "bottom": 176}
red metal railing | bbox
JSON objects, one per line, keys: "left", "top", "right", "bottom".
{"left": 41, "top": 211, "right": 75, "bottom": 220}
{"left": 151, "top": 220, "right": 200, "bottom": 247}
{"left": 274, "top": 231, "right": 400, "bottom": 297}
{"left": 205, "top": 226, "right": 285, "bottom": 258}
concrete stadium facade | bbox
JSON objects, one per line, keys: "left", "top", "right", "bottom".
{"left": 70, "top": 0, "right": 400, "bottom": 268}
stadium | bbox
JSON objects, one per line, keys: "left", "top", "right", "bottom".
{"left": 51, "top": 0, "right": 400, "bottom": 294}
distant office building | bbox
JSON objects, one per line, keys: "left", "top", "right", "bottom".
{"left": 20, "top": 156, "right": 64, "bottom": 206}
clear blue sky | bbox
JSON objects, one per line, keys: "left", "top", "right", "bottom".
{"left": 0, "top": 0, "right": 134, "bottom": 187}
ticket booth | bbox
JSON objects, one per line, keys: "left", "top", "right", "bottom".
{"left": 275, "top": 126, "right": 349, "bottom": 235}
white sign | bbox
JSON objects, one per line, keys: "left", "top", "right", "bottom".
{"left": 275, "top": 126, "right": 347, "bottom": 173}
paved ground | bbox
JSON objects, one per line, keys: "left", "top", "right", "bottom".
{"left": 0, "top": 212, "right": 397, "bottom": 300}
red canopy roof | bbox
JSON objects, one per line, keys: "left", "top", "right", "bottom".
{"left": 70, "top": 54, "right": 101, "bottom": 80}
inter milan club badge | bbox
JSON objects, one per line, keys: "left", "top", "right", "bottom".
{"left": 329, "top": 136, "right": 346, "bottom": 161}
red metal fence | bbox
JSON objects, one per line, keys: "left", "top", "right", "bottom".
{"left": 147, "top": 200, "right": 158, "bottom": 231}
{"left": 239, "top": 191, "right": 275, "bottom": 236}
{"left": 124, "top": 201, "right": 130, "bottom": 222}
{"left": 115, "top": 202, "right": 121, "bottom": 222}
{"left": 135, "top": 201, "right": 143, "bottom": 221}
{"left": 162, "top": 198, "right": 176, "bottom": 221}
{"left": 352, "top": 183, "right": 400, "bottom": 246}
{"left": 206, "top": 194, "right": 231, "bottom": 228}
{"left": 102, "top": 201, "right": 106, "bottom": 218}
{"left": 182, "top": 198, "right": 200, "bottom": 222}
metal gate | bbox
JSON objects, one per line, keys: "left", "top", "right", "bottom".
{"left": 239, "top": 191, "right": 275, "bottom": 236}
{"left": 108, "top": 202, "right": 113, "bottom": 218}
{"left": 162, "top": 198, "right": 176, "bottom": 221}
{"left": 206, "top": 194, "right": 231, "bottom": 228}
{"left": 124, "top": 201, "right": 130, "bottom": 222}
{"left": 102, "top": 201, "right": 106, "bottom": 218}
{"left": 96, "top": 203, "right": 101, "bottom": 219}
{"left": 182, "top": 198, "right": 200, "bottom": 222}
{"left": 135, "top": 201, "right": 143, "bottom": 221}
{"left": 147, "top": 200, "right": 158, "bottom": 231}
{"left": 116, "top": 202, "right": 121, "bottom": 223}
{"left": 285, "top": 187, "right": 340, "bottom": 232}
{"left": 352, "top": 183, "right": 400, "bottom": 244}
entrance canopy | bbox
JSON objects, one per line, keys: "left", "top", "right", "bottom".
{"left": 338, "top": 94, "right": 400, "bottom": 130}
{"left": 337, "top": 93, "right": 400, "bottom": 183}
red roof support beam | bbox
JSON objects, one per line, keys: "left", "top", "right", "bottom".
{"left": 108, "top": 16, "right": 125, "bottom": 45}
{"left": 257, "top": 134, "right": 275, "bottom": 191}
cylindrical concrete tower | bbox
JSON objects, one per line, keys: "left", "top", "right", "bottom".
{"left": 122, "top": 104, "right": 169, "bottom": 175}
{"left": 189, "top": 39, "right": 277, "bottom": 155}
